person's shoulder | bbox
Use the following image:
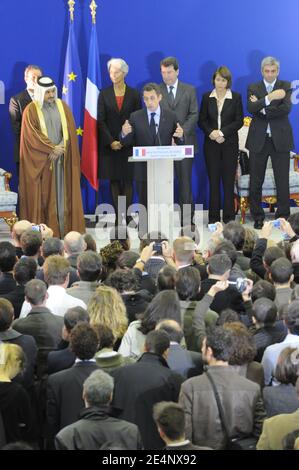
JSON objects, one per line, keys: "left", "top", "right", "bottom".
{"left": 10, "top": 89, "right": 28, "bottom": 102}
{"left": 178, "top": 80, "right": 196, "bottom": 92}
{"left": 231, "top": 90, "right": 242, "bottom": 99}
{"left": 277, "top": 79, "right": 291, "bottom": 89}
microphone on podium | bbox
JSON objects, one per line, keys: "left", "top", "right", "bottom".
{"left": 155, "top": 123, "right": 162, "bottom": 146}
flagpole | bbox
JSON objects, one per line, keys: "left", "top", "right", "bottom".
{"left": 90, "top": 0, "right": 99, "bottom": 208}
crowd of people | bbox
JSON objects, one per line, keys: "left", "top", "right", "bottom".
{"left": 0, "top": 215, "right": 298, "bottom": 450}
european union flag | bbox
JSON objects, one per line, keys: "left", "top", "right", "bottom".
{"left": 62, "top": 20, "right": 84, "bottom": 141}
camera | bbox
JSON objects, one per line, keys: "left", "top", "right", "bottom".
{"left": 208, "top": 223, "right": 217, "bottom": 232}
{"left": 228, "top": 277, "right": 249, "bottom": 293}
{"left": 153, "top": 242, "right": 162, "bottom": 255}
{"left": 273, "top": 219, "right": 280, "bottom": 229}
{"left": 31, "top": 225, "right": 41, "bottom": 232}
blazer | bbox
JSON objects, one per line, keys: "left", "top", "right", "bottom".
{"left": 9, "top": 90, "right": 32, "bottom": 162}
{"left": 120, "top": 107, "right": 183, "bottom": 181}
{"left": 97, "top": 85, "right": 141, "bottom": 180}
{"left": 160, "top": 81, "right": 199, "bottom": 151}
{"left": 246, "top": 79, "right": 294, "bottom": 153}
{"left": 198, "top": 90, "right": 243, "bottom": 145}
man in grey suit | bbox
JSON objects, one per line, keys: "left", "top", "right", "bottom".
{"left": 160, "top": 57, "right": 198, "bottom": 226}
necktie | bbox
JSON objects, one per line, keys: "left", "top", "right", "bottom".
{"left": 168, "top": 85, "right": 175, "bottom": 105}
{"left": 150, "top": 112, "right": 156, "bottom": 143}
{"left": 266, "top": 85, "right": 273, "bottom": 136}
{"left": 267, "top": 84, "right": 273, "bottom": 93}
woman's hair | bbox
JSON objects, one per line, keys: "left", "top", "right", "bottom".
{"left": 139, "top": 290, "right": 181, "bottom": 335}
{"left": 243, "top": 227, "right": 258, "bottom": 258}
{"left": 87, "top": 285, "right": 128, "bottom": 340}
{"left": 84, "top": 233, "right": 97, "bottom": 252}
{"left": 223, "top": 321, "right": 256, "bottom": 365}
{"left": 275, "top": 347, "right": 299, "bottom": 385}
{"left": 107, "top": 58, "right": 129, "bottom": 76}
{"left": 100, "top": 240, "right": 124, "bottom": 280}
{"left": 212, "top": 65, "right": 232, "bottom": 88}
{"left": 0, "top": 343, "right": 25, "bottom": 378}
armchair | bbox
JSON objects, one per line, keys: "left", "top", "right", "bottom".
{"left": 0, "top": 169, "right": 18, "bottom": 229}
{"left": 235, "top": 118, "right": 299, "bottom": 223}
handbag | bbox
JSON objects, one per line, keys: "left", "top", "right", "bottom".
{"left": 238, "top": 150, "right": 250, "bottom": 175}
{"left": 206, "top": 370, "right": 258, "bottom": 450}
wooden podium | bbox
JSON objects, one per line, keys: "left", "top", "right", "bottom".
{"left": 129, "top": 145, "right": 194, "bottom": 240}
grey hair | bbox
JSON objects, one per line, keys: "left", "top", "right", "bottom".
{"left": 107, "top": 58, "right": 129, "bottom": 76}
{"left": 261, "top": 56, "right": 280, "bottom": 73}
{"left": 64, "top": 232, "right": 85, "bottom": 255}
{"left": 83, "top": 370, "right": 114, "bottom": 406}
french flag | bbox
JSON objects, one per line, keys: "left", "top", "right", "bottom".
{"left": 81, "top": 23, "right": 102, "bottom": 191}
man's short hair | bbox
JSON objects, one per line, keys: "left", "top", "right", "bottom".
{"left": 142, "top": 82, "right": 161, "bottom": 96}
{"left": 77, "top": 251, "right": 102, "bottom": 282}
{"left": 213, "top": 240, "right": 237, "bottom": 267}
{"left": 156, "top": 319, "right": 183, "bottom": 344}
{"left": 0, "top": 242, "right": 16, "bottom": 272}
{"left": 42, "top": 237, "right": 64, "bottom": 258}
{"left": 108, "top": 268, "right": 138, "bottom": 293}
{"left": 223, "top": 222, "right": 246, "bottom": 251}
{"left": 208, "top": 254, "right": 232, "bottom": 276}
{"left": 175, "top": 266, "right": 200, "bottom": 300}
{"left": 145, "top": 330, "right": 170, "bottom": 356}
{"left": 20, "top": 230, "right": 43, "bottom": 256}
{"left": 25, "top": 64, "right": 43, "bottom": 78}
{"left": 252, "top": 298, "right": 277, "bottom": 326}
{"left": 263, "top": 246, "right": 285, "bottom": 267}
{"left": 13, "top": 258, "right": 37, "bottom": 286}
{"left": 205, "top": 326, "right": 233, "bottom": 362}
{"left": 157, "top": 265, "right": 177, "bottom": 292}
{"left": 173, "top": 236, "right": 196, "bottom": 264}
{"left": 83, "top": 369, "right": 114, "bottom": 407}
{"left": 25, "top": 279, "right": 47, "bottom": 305}
{"left": 117, "top": 251, "right": 139, "bottom": 269}
{"left": 160, "top": 57, "right": 179, "bottom": 70}
{"left": 43, "top": 255, "right": 70, "bottom": 285}
{"left": 261, "top": 56, "right": 280, "bottom": 73}
{"left": 153, "top": 401, "right": 185, "bottom": 441}
{"left": 275, "top": 347, "right": 299, "bottom": 385}
{"left": 93, "top": 324, "right": 115, "bottom": 349}
{"left": 64, "top": 306, "right": 90, "bottom": 332}
{"left": 0, "top": 299, "right": 14, "bottom": 331}
{"left": 285, "top": 301, "right": 299, "bottom": 334}
{"left": 270, "top": 257, "right": 293, "bottom": 284}
{"left": 69, "top": 323, "right": 99, "bottom": 359}
{"left": 251, "top": 280, "right": 276, "bottom": 302}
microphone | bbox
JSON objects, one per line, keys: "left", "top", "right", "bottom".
{"left": 155, "top": 123, "right": 162, "bottom": 146}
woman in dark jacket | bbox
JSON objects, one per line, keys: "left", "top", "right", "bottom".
{"left": 198, "top": 66, "right": 243, "bottom": 224}
{"left": 98, "top": 58, "right": 141, "bottom": 224}
{"left": 0, "top": 343, "right": 34, "bottom": 444}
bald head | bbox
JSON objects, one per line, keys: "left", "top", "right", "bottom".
{"left": 156, "top": 319, "right": 183, "bottom": 343}
{"left": 64, "top": 231, "right": 86, "bottom": 255}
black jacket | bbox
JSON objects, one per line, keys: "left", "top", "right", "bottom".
{"left": 55, "top": 406, "right": 143, "bottom": 450}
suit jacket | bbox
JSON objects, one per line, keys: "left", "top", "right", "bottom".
{"left": 47, "top": 361, "right": 99, "bottom": 436}
{"left": 98, "top": 85, "right": 141, "bottom": 180}
{"left": 47, "top": 346, "right": 76, "bottom": 375}
{"left": 198, "top": 90, "right": 243, "bottom": 145}
{"left": 120, "top": 107, "right": 183, "bottom": 181}
{"left": 9, "top": 90, "right": 32, "bottom": 162}
{"left": 246, "top": 79, "right": 294, "bottom": 153}
{"left": 2, "top": 284, "right": 25, "bottom": 318}
{"left": 160, "top": 81, "right": 198, "bottom": 151}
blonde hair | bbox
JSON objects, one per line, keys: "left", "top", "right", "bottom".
{"left": 87, "top": 285, "right": 128, "bottom": 340}
{"left": 0, "top": 343, "right": 25, "bottom": 378}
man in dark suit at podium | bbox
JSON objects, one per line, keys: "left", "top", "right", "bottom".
{"left": 121, "top": 82, "right": 184, "bottom": 212}
{"left": 9, "top": 65, "right": 43, "bottom": 177}
{"left": 246, "top": 56, "right": 294, "bottom": 229}
{"left": 160, "top": 57, "right": 198, "bottom": 226}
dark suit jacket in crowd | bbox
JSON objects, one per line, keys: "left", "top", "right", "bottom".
{"left": 9, "top": 89, "right": 32, "bottom": 162}
{"left": 47, "top": 346, "right": 76, "bottom": 375}
{"left": 246, "top": 79, "right": 294, "bottom": 153}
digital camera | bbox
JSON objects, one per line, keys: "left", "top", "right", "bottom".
{"left": 208, "top": 223, "right": 217, "bottom": 232}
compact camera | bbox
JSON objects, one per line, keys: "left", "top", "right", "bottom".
{"left": 153, "top": 242, "right": 162, "bottom": 255}
{"left": 272, "top": 219, "right": 280, "bottom": 229}
{"left": 229, "top": 277, "right": 249, "bottom": 293}
{"left": 208, "top": 223, "right": 217, "bottom": 232}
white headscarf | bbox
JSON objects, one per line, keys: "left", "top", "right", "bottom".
{"left": 34, "top": 76, "right": 58, "bottom": 108}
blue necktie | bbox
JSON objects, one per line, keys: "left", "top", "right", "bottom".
{"left": 150, "top": 112, "right": 156, "bottom": 143}
{"left": 267, "top": 84, "right": 273, "bottom": 93}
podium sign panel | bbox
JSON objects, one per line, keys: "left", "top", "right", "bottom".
{"left": 129, "top": 146, "right": 194, "bottom": 239}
